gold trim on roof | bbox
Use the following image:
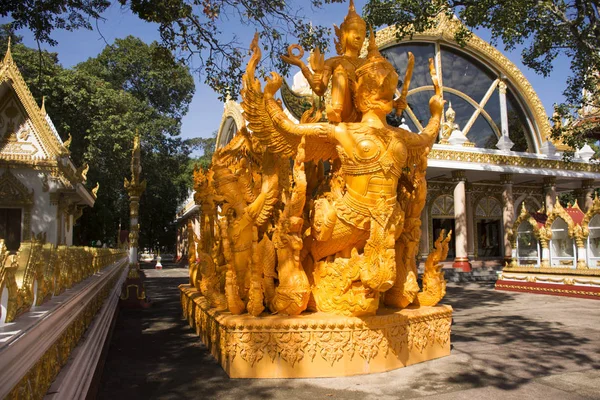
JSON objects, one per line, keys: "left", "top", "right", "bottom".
{"left": 428, "top": 148, "right": 600, "bottom": 173}
{"left": 0, "top": 48, "right": 67, "bottom": 159}
{"left": 373, "top": 14, "right": 550, "bottom": 149}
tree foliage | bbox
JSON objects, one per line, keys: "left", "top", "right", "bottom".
{"left": 363, "top": 0, "right": 600, "bottom": 151}
{"left": 1, "top": 29, "right": 195, "bottom": 250}
{"left": 1, "top": 0, "right": 345, "bottom": 101}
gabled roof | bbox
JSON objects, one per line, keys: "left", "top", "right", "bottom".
{"left": 0, "top": 39, "right": 68, "bottom": 160}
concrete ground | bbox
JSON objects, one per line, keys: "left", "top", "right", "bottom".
{"left": 97, "top": 262, "right": 600, "bottom": 400}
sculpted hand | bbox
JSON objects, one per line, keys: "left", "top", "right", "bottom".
{"left": 281, "top": 44, "right": 306, "bottom": 68}
{"left": 264, "top": 72, "right": 283, "bottom": 100}
{"left": 428, "top": 58, "right": 445, "bottom": 118}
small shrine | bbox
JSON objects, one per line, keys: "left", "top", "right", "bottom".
{"left": 0, "top": 41, "right": 96, "bottom": 250}
{"left": 497, "top": 198, "right": 600, "bottom": 299}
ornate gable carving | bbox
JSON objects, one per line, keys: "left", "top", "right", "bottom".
{"left": 0, "top": 92, "right": 43, "bottom": 158}
{"left": 0, "top": 44, "right": 66, "bottom": 160}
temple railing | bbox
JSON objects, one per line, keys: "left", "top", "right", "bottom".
{"left": 0, "top": 239, "right": 128, "bottom": 399}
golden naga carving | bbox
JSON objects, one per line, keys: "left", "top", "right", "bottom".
{"left": 188, "top": 7, "right": 450, "bottom": 318}
{"left": 0, "top": 239, "right": 126, "bottom": 323}
{"left": 416, "top": 230, "right": 451, "bottom": 306}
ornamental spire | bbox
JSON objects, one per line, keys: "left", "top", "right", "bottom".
{"left": 3, "top": 36, "right": 13, "bottom": 65}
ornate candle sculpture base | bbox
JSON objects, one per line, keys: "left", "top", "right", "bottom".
{"left": 180, "top": 285, "right": 452, "bottom": 378}
{"left": 183, "top": 2, "right": 453, "bottom": 379}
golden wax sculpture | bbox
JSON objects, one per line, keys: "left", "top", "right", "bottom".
{"left": 181, "top": 2, "right": 453, "bottom": 378}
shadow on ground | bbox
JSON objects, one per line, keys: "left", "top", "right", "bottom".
{"left": 97, "top": 267, "right": 600, "bottom": 399}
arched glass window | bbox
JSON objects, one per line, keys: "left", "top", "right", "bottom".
{"left": 587, "top": 214, "right": 600, "bottom": 268}
{"left": 381, "top": 43, "right": 534, "bottom": 152}
{"left": 218, "top": 116, "right": 238, "bottom": 149}
{"left": 550, "top": 218, "right": 575, "bottom": 267}
{"left": 516, "top": 221, "right": 539, "bottom": 265}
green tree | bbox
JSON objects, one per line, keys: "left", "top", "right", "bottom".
{"left": 362, "top": 0, "right": 600, "bottom": 153}
{"left": 1, "top": 0, "right": 344, "bottom": 100}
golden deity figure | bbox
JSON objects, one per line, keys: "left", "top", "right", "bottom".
{"left": 180, "top": 8, "right": 456, "bottom": 379}
{"left": 207, "top": 129, "right": 280, "bottom": 316}
{"left": 281, "top": 0, "right": 367, "bottom": 123}
{"left": 440, "top": 102, "right": 458, "bottom": 144}
{"left": 238, "top": 28, "right": 448, "bottom": 316}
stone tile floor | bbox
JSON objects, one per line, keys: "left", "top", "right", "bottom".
{"left": 97, "top": 263, "right": 600, "bottom": 400}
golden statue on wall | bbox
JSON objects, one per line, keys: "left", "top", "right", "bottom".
{"left": 180, "top": 2, "right": 453, "bottom": 378}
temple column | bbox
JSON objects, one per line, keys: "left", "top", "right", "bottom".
{"left": 452, "top": 170, "right": 471, "bottom": 271}
{"left": 121, "top": 131, "right": 150, "bottom": 307}
{"left": 543, "top": 177, "right": 556, "bottom": 213}
{"left": 466, "top": 183, "right": 475, "bottom": 259}
{"left": 582, "top": 179, "right": 595, "bottom": 212}
{"left": 501, "top": 173, "right": 514, "bottom": 263}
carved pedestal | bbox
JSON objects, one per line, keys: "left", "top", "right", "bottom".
{"left": 180, "top": 284, "right": 452, "bottom": 378}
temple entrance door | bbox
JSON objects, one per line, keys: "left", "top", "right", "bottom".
{"left": 0, "top": 208, "right": 22, "bottom": 252}
{"left": 477, "top": 219, "right": 501, "bottom": 258}
{"left": 432, "top": 218, "right": 455, "bottom": 260}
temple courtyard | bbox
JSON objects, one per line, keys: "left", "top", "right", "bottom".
{"left": 97, "top": 262, "right": 600, "bottom": 400}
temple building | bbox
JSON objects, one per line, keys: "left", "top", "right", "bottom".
{"left": 0, "top": 43, "right": 96, "bottom": 251}
{"left": 177, "top": 16, "right": 600, "bottom": 284}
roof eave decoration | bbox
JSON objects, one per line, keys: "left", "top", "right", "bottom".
{"left": 0, "top": 42, "right": 69, "bottom": 158}
{"left": 372, "top": 13, "right": 551, "bottom": 148}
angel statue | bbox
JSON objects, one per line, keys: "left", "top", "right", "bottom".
{"left": 241, "top": 30, "right": 446, "bottom": 316}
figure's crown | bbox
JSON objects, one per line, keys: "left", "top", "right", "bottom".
{"left": 334, "top": 0, "right": 367, "bottom": 55}
{"left": 356, "top": 29, "right": 395, "bottom": 79}
{"left": 341, "top": 0, "right": 366, "bottom": 30}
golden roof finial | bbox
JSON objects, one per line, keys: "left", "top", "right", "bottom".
{"left": 41, "top": 96, "right": 47, "bottom": 115}
{"left": 63, "top": 133, "right": 72, "bottom": 150}
{"left": 3, "top": 36, "right": 13, "bottom": 65}
{"left": 92, "top": 182, "right": 100, "bottom": 197}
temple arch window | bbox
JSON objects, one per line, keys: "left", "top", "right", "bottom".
{"left": 587, "top": 214, "right": 600, "bottom": 268}
{"left": 516, "top": 221, "right": 540, "bottom": 265}
{"left": 549, "top": 217, "right": 576, "bottom": 267}
{"left": 381, "top": 43, "right": 535, "bottom": 152}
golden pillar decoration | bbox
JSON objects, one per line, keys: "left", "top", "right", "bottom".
{"left": 120, "top": 131, "right": 150, "bottom": 307}
{"left": 124, "top": 131, "right": 147, "bottom": 269}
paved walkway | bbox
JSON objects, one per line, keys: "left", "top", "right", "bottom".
{"left": 97, "top": 263, "right": 600, "bottom": 400}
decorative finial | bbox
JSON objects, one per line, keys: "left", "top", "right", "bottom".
{"left": 3, "top": 36, "right": 13, "bottom": 64}
{"left": 41, "top": 96, "right": 47, "bottom": 115}
{"left": 366, "top": 26, "right": 379, "bottom": 58}
{"left": 92, "top": 182, "right": 100, "bottom": 196}
{"left": 131, "top": 129, "right": 142, "bottom": 184}
{"left": 63, "top": 133, "right": 72, "bottom": 150}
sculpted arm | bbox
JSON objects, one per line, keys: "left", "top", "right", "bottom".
{"left": 264, "top": 72, "right": 336, "bottom": 140}
{"left": 281, "top": 45, "right": 331, "bottom": 96}
{"left": 395, "top": 58, "right": 444, "bottom": 149}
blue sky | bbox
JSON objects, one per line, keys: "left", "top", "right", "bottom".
{"left": 1, "top": 0, "right": 570, "bottom": 143}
